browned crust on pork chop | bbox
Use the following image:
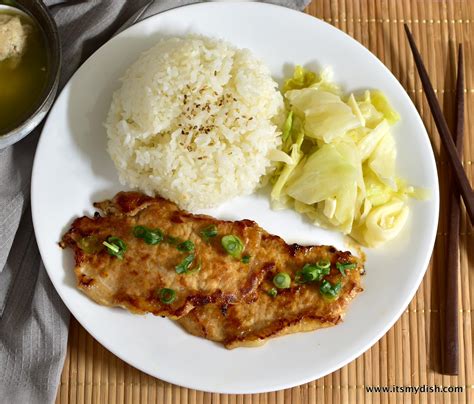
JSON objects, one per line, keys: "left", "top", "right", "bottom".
{"left": 178, "top": 235, "right": 363, "bottom": 348}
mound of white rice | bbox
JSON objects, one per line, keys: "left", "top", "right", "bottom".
{"left": 106, "top": 36, "right": 284, "bottom": 210}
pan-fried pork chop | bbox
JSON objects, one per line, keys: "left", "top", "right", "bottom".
{"left": 61, "top": 192, "right": 364, "bottom": 346}
{"left": 178, "top": 236, "right": 363, "bottom": 348}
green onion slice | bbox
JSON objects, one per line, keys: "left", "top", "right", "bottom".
{"left": 336, "top": 262, "right": 357, "bottom": 276}
{"left": 221, "top": 235, "right": 244, "bottom": 258}
{"left": 144, "top": 230, "right": 163, "bottom": 245}
{"left": 175, "top": 254, "right": 195, "bottom": 274}
{"left": 320, "top": 280, "right": 342, "bottom": 299}
{"left": 102, "top": 236, "right": 127, "bottom": 260}
{"left": 133, "top": 225, "right": 163, "bottom": 245}
{"left": 158, "top": 288, "right": 176, "bottom": 304}
{"left": 241, "top": 255, "right": 251, "bottom": 264}
{"left": 177, "top": 240, "right": 195, "bottom": 252}
{"left": 200, "top": 224, "right": 218, "bottom": 242}
{"left": 187, "top": 260, "right": 202, "bottom": 274}
{"left": 295, "top": 262, "right": 331, "bottom": 284}
{"left": 317, "top": 259, "right": 331, "bottom": 269}
{"left": 301, "top": 264, "right": 320, "bottom": 282}
{"left": 132, "top": 225, "right": 147, "bottom": 238}
{"left": 273, "top": 272, "right": 291, "bottom": 289}
{"left": 267, "top": 288, "right": 278, "bottom": 298}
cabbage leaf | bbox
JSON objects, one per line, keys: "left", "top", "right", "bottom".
{"left": 286, "top": 88, "right": 361, "bottom": 143}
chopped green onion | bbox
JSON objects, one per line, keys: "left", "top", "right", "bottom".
{"left": 317, "top": 259, "right": 331, "bottom": 269}
{"left": 221, "top": 235, "right": 244, "bottom": 258}
{"left": 187, "top": 260, "right": 202, "bottom": 274}
{"left": 175, "top": 254, "right": 195, "bottom": 274}
{"left": 336, "top": 262, "right": 357, "bottom": 276}
{"left": 241, "top": 255, "right": 251, "bottom": 264}
{"left": 295, "top": 262, "right": 331, "bottom": 284}
{"left": 102, "top": 236, "right": 126, "bottom": 260}
{"left": 320, "top": 280, "right": 342, "bottom": 299}
{"left": 301, "top": 264, "right": 320, "bottom": 281}
{"left": 318, "top": 265, "right": 331, "bottom": 279}
{"left": 132, "top": 225, "right": 147, "bottom": 238}
{"left": 144, "top": 230, "right": 163, "bottom": 245}
{"left": 273, "top": 272, "right": 291, "bottom": 289}
{"left": 177, "top": 240, "right": 195, "bottom": 252}
{"left": 267, "top": 288, "right": 278, "bottom": 298}
{"left": 200, "top": 224, "right": 218, "bottom": 242}
{"left": 102, "top": 241, "right": 118, "bottom": 253}
{"left": 158, "top": 288, "right": 176, "bottom": 304}
{"left": 132, "top": 225, "right": 163, "bottom": 245}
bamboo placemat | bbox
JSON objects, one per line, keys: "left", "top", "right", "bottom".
{"left": 55, "top": 1, "right": 474, "bottom": 402}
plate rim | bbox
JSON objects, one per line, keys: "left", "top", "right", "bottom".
{"left": 31, "top": 1, "right": 440, "bottom": 394}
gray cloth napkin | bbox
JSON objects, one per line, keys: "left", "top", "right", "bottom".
{"left": 0, "top": 0, "right": 310, "bottom": 402}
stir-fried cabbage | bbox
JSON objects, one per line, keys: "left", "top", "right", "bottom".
{"left": 368, "top": 131, "right": 397, "bottom": 190}
{"left": 286, "top": 88, "right": 361, "bottom": 143}
{"left": 270, "top": 66, "right": 422, "bottom": 247}
{"left": 286, "top": 141, "right": 364, "bottom": 234}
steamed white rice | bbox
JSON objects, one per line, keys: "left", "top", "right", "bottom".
{"left": 106, "top": 36, "right": 284, "bottom": 210}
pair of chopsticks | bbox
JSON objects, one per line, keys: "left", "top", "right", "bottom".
{"left": 404, "top": 25, "right": 466, "bottom": 375}
{"left": 404, "top": 26, "right": 473, "bottom": 225}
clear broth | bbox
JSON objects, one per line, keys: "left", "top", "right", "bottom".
{"left": 0, "top": 9, "right": 48, "bottom": 134}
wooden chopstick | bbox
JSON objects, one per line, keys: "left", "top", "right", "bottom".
{"left": 404, "top": 24, "right": 474, "bottom": 225}
{"left": 442, "top": 44, "right": 464, "bottom": 376}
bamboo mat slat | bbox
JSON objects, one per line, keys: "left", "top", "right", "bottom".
{"left": 55, "top": 1, "right": 474, "bottom": 402}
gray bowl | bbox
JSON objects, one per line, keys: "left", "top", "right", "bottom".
{"left": 0, "top": 0, "right": 61, "bottom": 149}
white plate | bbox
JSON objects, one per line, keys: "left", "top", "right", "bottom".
{"left": 31, "top": 2, "right": 439, "bottom": 394}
